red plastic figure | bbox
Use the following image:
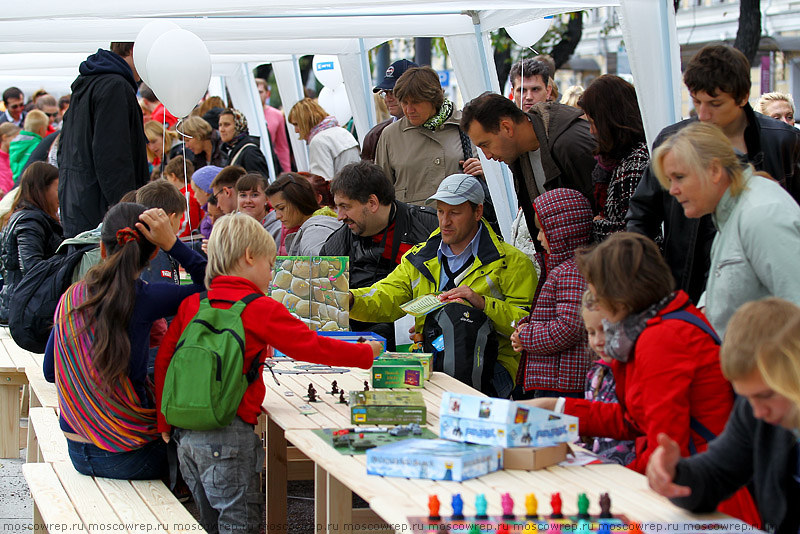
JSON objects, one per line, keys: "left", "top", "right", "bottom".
{"left": 550, "top": 492, "right": 563, "bottom": 519}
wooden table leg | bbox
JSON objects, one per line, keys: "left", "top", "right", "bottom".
{"left": 265, "top": 416, "right": 288, "bottom": 533}
{"left": 326, "top": 472, "right": 352, "bottom": 534}
{"left": 0, "top": 383, "right": 20, "bottom": 458}
{"left": 315, "top": 464, "right": 328, "bottom": 533}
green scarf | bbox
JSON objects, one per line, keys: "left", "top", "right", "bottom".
{"left": 422, "top": 99, "right": 454, "bottom": 131}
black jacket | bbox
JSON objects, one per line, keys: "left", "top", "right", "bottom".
{"left": 190, "top": 129, "right": 224, "bottom": 172}
{"left": 320, "top": 200, "right": 438, "bottom": 289}
{"left": 221, "top": 134, "right": 272, "bottom": 178}
{"left": 672, "top": 397, "right": 799, "bottom": 534}
{"left": 626, "top": 105, "right": 800, "bottom": 302}
{"left": 509, "top": 102, "right": 597, "bottom": 239}
{"left": 0, "top": 204, "right": 63, "bottom": 322}
{"left": 57, "top": 49, "right": 149, "bottom": 238}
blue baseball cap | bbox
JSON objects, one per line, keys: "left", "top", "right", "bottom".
{"left": 373, "top": 59, "right": 419, "bottom": 92}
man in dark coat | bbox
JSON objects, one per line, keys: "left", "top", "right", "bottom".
{"left": 461, "top": 91, "right": 597, "bottom": 240}
{"left": 320, "top": 161, "right": 437, "bottom": 349}
{"left": 626, "top": 45, "right": 800, "bottom": 302}
{"left": 57, "top": 42, "right": 149, "bottom": 237}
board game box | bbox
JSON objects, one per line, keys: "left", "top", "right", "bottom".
{"left": 439, "top": 392, "right": 579, "bottom": 448}
{"left": 350, "top": 390, "right": 427, "bottom": 425}
{"left": 371, "top": 358, "right": 425, "bottom": 388}
{"left": 366, "top": 438, "right": 502, "bottom": 481}
{"left": 380, "top": 352, "right": 433, "bottom": 379}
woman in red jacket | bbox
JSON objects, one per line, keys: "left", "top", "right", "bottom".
{"left": 525, "top": 232, "right": 733, "bottom": 473}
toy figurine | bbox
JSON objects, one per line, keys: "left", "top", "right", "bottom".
{"left": 308, "top": 387, "right": 317, "bottom": 403}
{"left": 525, "top": 493, "right": 538, "bottom": 519}
{"left": 338, "top": 390, "right": 347, "bottom": 404}
{"left": 363, "top": 380, "right": 370, "bottom": 392}
{"left": 428, "top": 495, "right": 441, "bottom": 521}
{"left": 475, "top": 494, "right": 488, "bottom": 520}
{"left": 599, "top": 493, "right": 612, "bottom": 519}
{"left": 331, "top": 380, "right": 338, "bottom": 394}
{"left": 501, "top": 492, "right": 514, "bottom": 519}
{"left": 451, "top": 493, "right": 464, "bottom": 520}
{"left": 577, "top": 493, "right": 590, "bottom": 520}
{"left": 550, "top": 492, "right": 563, "bottom": 519}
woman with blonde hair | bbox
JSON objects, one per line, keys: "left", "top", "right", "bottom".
{"left": 288, "top": 98, "right": 359, "bottom": 181}
{"left": 758, "top": 311, "right": 800, "bottom": 434}
{"left": 143, "top": 121, "right": 181, "bottom": 176}
{"left": 653, "top": 122, "right": 800, "bottom": 337}
{"left": 181, "top": 115, "right": 223, "bottom": 170}
{"left": 756, "top": 92, "right": 795, "bottom": 127}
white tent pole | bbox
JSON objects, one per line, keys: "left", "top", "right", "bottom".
{"left": 359, "top": 38, "right": 377, "bottom": 130}
{"left": 272, "top": 56, "right": 309, "bottom": 171}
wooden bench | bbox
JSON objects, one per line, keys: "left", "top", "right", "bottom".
{"left": 24, "top": 406, "right": 206, "bottom": 533}
{"left": 0, "top": 329, "right": 39, "bottom": 458}
{"left": 25, "top": 366, "right": 59, "bottom": 462}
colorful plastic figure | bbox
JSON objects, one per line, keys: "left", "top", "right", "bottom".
{"left": 501, "top": 492, "right": 514, "bottom": 519}
{"left": 525, "top": 493, "right": 538, "bottom": 519}
{"left": 475, "top": 493, "right": 488, "bottom": 520}
{"left": 428, "top": 495, "right": 441, "bottom": 521}
{"left": 451, "top": 493, "right": 464, "bottom": 520}
{"left": 550, "top": 492, "right": 563, "bottom": 519}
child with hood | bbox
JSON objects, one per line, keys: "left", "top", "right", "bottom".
{"left": 511, "top": 188, "right": 593, "bottom": 399}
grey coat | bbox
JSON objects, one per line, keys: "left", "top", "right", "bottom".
{"left": 284, "top": 214, "right": 342, "bottom": 256}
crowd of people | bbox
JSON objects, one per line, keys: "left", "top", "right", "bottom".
{"left": 0, "top": 39, "right": 798, "bottom": 534}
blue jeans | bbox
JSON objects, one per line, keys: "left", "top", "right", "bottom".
{"left": 174, "top": 417, "right": 264, "bottom": 534}
{"left": 67, "top": 438, "right": 168, "bottom": 480}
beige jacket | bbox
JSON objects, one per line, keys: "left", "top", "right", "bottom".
{"left": 375, "top": 110, "right": 472, "bottom": 206}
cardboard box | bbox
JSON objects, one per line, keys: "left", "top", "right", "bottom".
{"left": 380, "top": 352, "right": 433, "bottom": 379}
{"left": 439, "top": 392, "right": 579, "bottom": 448}
{"left": 371, "top": 358, "right": 425, "bottom": 388}
{"left": 350, "top": 391, "right": 427, "bottom": 425}
{"left": 318, "top": 331, "right": 387, "bottom": 352}
{"left": 366, "top": 438, "right": 503, "bottom": 481}
{"left": 502, "top": 443, "right": 569, "bottom": 470}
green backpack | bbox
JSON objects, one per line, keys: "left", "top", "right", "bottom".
{"left": 161, "top": 292, "right": 264, "bottom": 431}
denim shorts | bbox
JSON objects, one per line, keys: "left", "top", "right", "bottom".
{"left": 67, "top": 438, "right": 169, "bottom": 480}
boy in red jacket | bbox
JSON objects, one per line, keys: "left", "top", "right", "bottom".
{"left": 155, "top": 213, "right": 380, "bottom": 534}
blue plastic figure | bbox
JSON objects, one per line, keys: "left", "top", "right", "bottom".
{"left": 451, "top": 493, "right": 464, "bottom": 520}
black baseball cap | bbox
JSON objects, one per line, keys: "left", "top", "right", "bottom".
{"left": 373, "top": 59, "right": 419, "bottom": 92}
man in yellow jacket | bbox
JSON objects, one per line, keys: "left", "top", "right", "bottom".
{"left": 350, "top": 174, "right": 538, "bottom": 398}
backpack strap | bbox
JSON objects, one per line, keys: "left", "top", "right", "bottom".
{"left": 661, "top": 308, "right": 723, "bottom": 455}
{"left": 661, "top": 309, "right": 722, "bottom": 345}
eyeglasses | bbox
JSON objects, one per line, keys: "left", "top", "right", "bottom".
{"left": 378, "top": 90, "right": 393, "bottom": 100}
{"left": 45, "top": 112, "right": 58, "bottom": 118}
{"left": 7, "top": 103, "right": 23, "bottom": 110}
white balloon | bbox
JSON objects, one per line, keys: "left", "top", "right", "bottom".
{"left": 506, "top": 17, "right": 552, "bottom": 49}
{"left": 133, "top": 20, "right": 180, "bottom": 86}
{"left": 312, "top": 55, "right": 343, "bottom": 88}
{"left": 317, "top": 84, "right": 352, "bottom": 125}
{"left": 146, "top": 29, "right": 211, "bottom": 119}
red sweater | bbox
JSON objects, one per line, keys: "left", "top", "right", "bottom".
{"left": 564, "top": 291, "right": 734, "bottom": 473}
{"left": 155, "top": 276, "right": 374, "bottom": 432}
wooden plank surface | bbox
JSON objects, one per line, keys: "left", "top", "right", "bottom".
{"left": 94, "top": 477, "right": 164, "bottom": 534}
{"left": 29, "top": 407, "right": 69, "bottom": 463}
{"left": 22, "top": 462, "right": 85, "bottom": 531}
{"left": 26, "top": 367, "right": 59, "bottom": 410}
{"left": 52, "top": 462, "right": 129, "bottom": 533}
{"left": 131, "top": 479, "right": 206, "bottom": 534}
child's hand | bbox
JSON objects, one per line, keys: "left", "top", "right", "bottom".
{"left": 510, "top": 325, "right": 524, "bottom": 353}
{"left": 367, "top": 341, "right": 383, "bottom": 359}
{"left": 137, "top": 208, "right": 177, "bottom": 252}
{"left": 161, "top": 431, "right": 171, "bottom": 443}
{"left": 201, "top": 238, "right": 208, "bottom": 255}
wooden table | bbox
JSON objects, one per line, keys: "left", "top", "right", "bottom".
{"left": 261, "top": 360, "right": 482, "bottom": 533}
{"left": 0, "top": 326, "right": 39, "bottom": 458}
{"left": 262, "top": 360, "right": 726, "bottom": 534}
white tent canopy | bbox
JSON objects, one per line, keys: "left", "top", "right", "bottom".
{"left": 0, "top": 1, "right": 681, "bottom": 238}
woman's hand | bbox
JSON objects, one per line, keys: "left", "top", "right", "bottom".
{"left": 161, "top": 431, "right": 171, "bottom": 443}
{"left": 137, "top": 208, "right": 177, "bottom": 252}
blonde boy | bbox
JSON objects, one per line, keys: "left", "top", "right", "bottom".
{"left": 155, "top": 214, "right": 380, "bottom": 534}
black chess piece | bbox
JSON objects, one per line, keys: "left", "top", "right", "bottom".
{"left": 339, "top": 390, "right": 347, "bottom": 404}
{"left": 308, "top": 385, "right": 318, "bottom": 402}
{"left": 331, "top": 380, "right": 339, "bottom": 395}
{"left": 363, "top": 380, "right": 369, "bottom": 392}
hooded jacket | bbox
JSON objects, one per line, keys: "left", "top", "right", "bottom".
{"left": 626, "top": 104, "right": 800, "bottom": 302}
{"left": 517, "top": 188, "right": 592, "bottom": 393}
{"left": 9, "top": 130, "right": 42, "bottom": 181}
{"left": 509, "top": 102, "right": 598, "bottom": 241}
{"left": 57, "top": 49, "right": 149, "bottom": 238}
{"left": 351, "top": 220, "right": 537, "bottom": 380}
